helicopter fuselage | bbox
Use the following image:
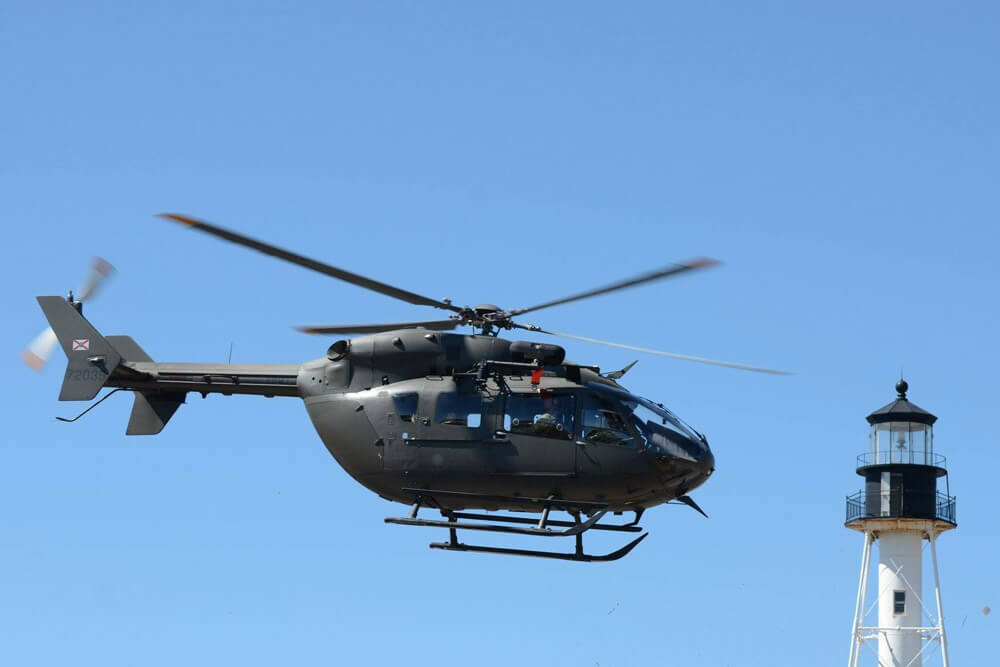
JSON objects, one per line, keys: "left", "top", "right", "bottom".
{"left": 294, "top": 329, "right": 715, "bottom": 512}
{"left": 77, "top": 323, "right": 714, "bottom": 514}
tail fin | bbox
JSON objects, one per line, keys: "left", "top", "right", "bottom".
{"left": 125, "top": 391, "right": 185, "bottom": 435}
{"left": 36, "top": 296, "right": 122, "bottom": 401}
{"left": 36, "top": 297, "right": 186, "bottom": 434}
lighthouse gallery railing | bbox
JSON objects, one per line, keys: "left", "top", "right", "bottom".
{"left": 856, "top": 451, "right": 947, "bottom": 468}
{"left": 845, "top": 490, "right": 956, "bottom": 524}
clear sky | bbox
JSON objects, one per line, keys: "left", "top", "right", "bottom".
{"left": 2, "top": 2, "right": 997, "bottom": 665}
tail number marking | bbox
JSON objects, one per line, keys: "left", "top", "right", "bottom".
{"left": 65, "top": 368, "right": 102, "bottom": 382}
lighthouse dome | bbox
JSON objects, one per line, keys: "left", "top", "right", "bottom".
{"left": 866, "top": 378, "right": 937, "bottom": 426}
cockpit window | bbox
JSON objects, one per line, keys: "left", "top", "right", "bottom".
{"left": 503, "top": 393, "right": 574, "bottom": 440}
{"left": 582, "top": 382, "right": 705, "bottom": 461}
{"left": 627, "top": 401, "right": 699, "bottom": 444}
{"left": 435, "top": 392, "right": 483, "bottom": 428}
{"left": 585, "top": 382, "right": 701, "bottom": 442}
{"left": 580, "top": 396, "right": 635, "bottom": 447}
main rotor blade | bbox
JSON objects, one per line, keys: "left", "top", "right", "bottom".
{"left": 517, "top": 325, "right": 790, "bottom": 375}
{"left": 507, "top": 258, "right": 719, "bottom": 317}
{"left": 296, "top": 319, "right": 463, "bottom": 335}
{"left": 159, "top": 214, "right": 463, "bottom": 313}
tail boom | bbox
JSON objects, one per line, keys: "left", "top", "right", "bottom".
{"left": 106, "top": 362, "right": 301, "bottom": 398}
{"left": 35, "top": 295, "right": 301, "bottom": 434}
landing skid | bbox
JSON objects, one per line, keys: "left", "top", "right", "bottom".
{"left": 430, "top": 533, "right": 648, "bottom": 562}
{"left": 385, "top": 488, "right": 648, "bottom": 562}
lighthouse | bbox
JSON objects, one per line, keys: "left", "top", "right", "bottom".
{"left": 846, "top": 380, "right": 957, "bottom": 667}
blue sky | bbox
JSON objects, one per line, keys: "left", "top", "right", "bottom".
{"left": 2, "top": 2, "right": 997, "bottom": 665}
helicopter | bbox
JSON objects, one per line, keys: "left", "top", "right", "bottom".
{"left": 29, "top": 214, "right": 786, "bottom": 562}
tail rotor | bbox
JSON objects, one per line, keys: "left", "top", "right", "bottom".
{"left": 21, "top": 257, "right": 115, "bottom": 371}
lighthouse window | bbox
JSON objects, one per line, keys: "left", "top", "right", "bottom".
{"left": 893, "top": 590, "right": 906, "bottom": 615}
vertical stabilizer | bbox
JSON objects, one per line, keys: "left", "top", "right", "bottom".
{"left": 126, "top": 392, "right": 185, "bottom": 435}
{"left": 36, "top": 296, "right": 122, "bottom": 401}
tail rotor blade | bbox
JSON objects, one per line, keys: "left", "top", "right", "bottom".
{"left": 22, "top": 327, "right": 58, "bottom": 371}
{"left": 23, "top": 257, "right": 115, "bottom": 372}
{"left": 77, "top": 257, "right": 115, "bottom": 302}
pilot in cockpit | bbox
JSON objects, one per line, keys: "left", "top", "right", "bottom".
{"left": 533, "top": 395, "right": 560, "bottom": 435}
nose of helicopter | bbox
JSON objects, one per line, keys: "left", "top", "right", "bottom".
{"left": 698, "top": 441, "right": 715, "bottom": 473}
{"left": 654, "top": 435, "right": 715, "bottom": 490}
{"left": 687, "top": 438, "right": 715, "bottom": 484}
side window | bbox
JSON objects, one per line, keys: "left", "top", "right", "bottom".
{"left": 435, "top": 392, "right": 483, "bottom": 428}
{"left": 503, "top": 394, "right": 574, "bottom": 440}
{"left": 392, "top": 392, "right": 418, "bottom": 422}
{"left": 581, "top": 397, "right": 635, "bottom": 447}
{"left": 893, "top": 590, "right": 906, "bottom": 615}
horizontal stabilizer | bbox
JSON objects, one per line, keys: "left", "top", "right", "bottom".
{"left": 127, "top": 391, "right": 185, "bottom": 435}
{"left": 107, "top": 335, "right": 153, "bottom": 363}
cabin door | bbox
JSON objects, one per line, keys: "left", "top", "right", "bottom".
{"left": 490, "top": 392, "right": 577, "bottom": 476}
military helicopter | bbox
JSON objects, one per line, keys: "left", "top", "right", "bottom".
{"left": 29, "top": 214, "right": 786, "bottom": 562}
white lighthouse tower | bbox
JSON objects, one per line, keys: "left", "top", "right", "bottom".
{"left": 846, "top": 380, "right": 957, "bottom": 667}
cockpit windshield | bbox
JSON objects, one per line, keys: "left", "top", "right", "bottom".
{"left": 585, "top": 382, "right": 704, "bottom": 459}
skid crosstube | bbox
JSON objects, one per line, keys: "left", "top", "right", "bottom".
{"left": 447, "top": 512, "right": 643, "bottom": 533}
{"left": 386, "top": 488, "right": 648, "bottom": 562}
{"left": 385, "top": 510, "right": 607, "bottom": 537}
{"left": 401, "top": 487, "right": 612, "bottom": 512}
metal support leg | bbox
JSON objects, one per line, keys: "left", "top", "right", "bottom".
{"left": 537, "top": 505, "right": 552, "bottom": 530}
{"left": 855, "top": 534, "right": 873, "bottom": 667}
{"left": 389, "top": 488, "right": 649, "bottom": 562}
{"left": 929, "top": 532, "right": 950, "bottom": 667}
{"left": 573, "top": 512, "right": 583, "bottom": 557}
{"left": 848, "top": 532, "right": 873, "bottom": 667}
